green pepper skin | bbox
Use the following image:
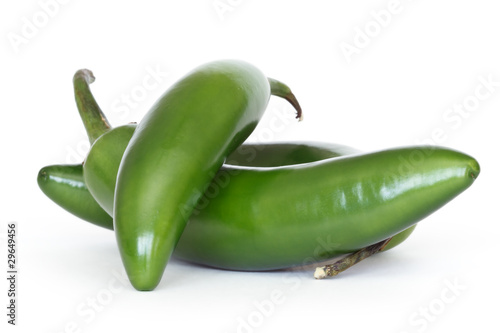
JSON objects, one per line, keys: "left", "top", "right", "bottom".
{"left": 42, "top": 139, "right": 360, "bottom": 227}
{"left": 44, "top": 139, "right": 362, "bottom": 228}
{"left": 44, "top": 138, "right": 413, "bottom": 256}
{"left": 114, "top": 60, "right": 288, "bottom": 290}
{"left": 83, "top": 125, "right": 136, "bottom": 216}
{"left": 84, "top": 124, "right": 476, "bottom": 270}
{"left": 175, "top": 146, "right": 479, "bottom": 270}
{"left": 226, "top": 142, "right": 361, "bottom": 167}
{"left": 84, "top": 125, "right": 358, "bottom": 215}
{"left": 37, "top": 164, "right": 112, "bottom": 228}
{"left": 381, "top": 224, "right": 416, "bottom": 252}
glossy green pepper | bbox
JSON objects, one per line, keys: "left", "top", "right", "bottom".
{"left": 38, "top": 140, "right": 415, "bottom": 254}
{"left": 82, "top": 122, "right": 476, "bottom": 271}
{"left": 111, "top": 60, "right": 301, "bottom": 290}
{"left": 41, "top": 65, "right": 476, "bottom": 284}
{"left": 171, "top": 145, "right": 479, "bottom": 270}
{"left": 40, "top": 140, "right": 359, "bottom": 225}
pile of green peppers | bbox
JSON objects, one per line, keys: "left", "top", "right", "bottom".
{"left": 38, "top": 60, "right": 480, "bottom": 291}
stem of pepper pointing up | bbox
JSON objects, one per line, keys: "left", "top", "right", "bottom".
{"left": 73, "top": 69, "right": 112, "bottom": 144}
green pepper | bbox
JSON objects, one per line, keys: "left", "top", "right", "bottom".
{"left": 75, "top": 67, "right": 477, "bottom": 274}
{"left": 38, "top": 140, "right": 415, "bottom": 255}
{"left": 39, "top": 141, "right": 359, "bottom": 226}
{"left": 41, "top": 65, "right": 478, "bottom": 285}
{"left": 168, "top": 145, "right": 480, "bottom": 270}
{"left": 82, "top": 122, "right": 477, "bottom": 270}
{"left": 111, "top": 60, "right": 301, "bottom": 290}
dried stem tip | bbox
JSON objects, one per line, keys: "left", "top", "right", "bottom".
{"left": 314, "top": 238, "right": 392, "bottom": 279}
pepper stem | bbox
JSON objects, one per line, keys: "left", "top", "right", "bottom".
{"left": 314, "top": 238, "right": 393, "bottom": 279}
{"left": 268, "top": 78, "right": 303, "bottom": 121}
{"left": 73, "top": 69, "right": 111, "bottom": 144}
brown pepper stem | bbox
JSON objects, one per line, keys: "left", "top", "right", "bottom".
{"left": 314, "top": 238, "right": 393, "bottom": 279}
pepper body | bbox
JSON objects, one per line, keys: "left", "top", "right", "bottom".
{"left": 43, "top": 139, "right": 415, "bottom": 257}
{"left": 37, "top": 164, "right": 112, "bottom": 228}
{"left": 43, "top": 139, "right": 360, "bottom": 226}
{"left": 175, "top": 146, "right": 478, "bottom": 270}
{"left": 114, "top": 60, "right": 281, "bottom": 290}
{"left": 84, "top": 124, "right": 476, "bottom": 271}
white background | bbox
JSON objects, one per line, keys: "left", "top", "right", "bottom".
{"left": 1, "top": 0, "right": 499, "bottom": 332}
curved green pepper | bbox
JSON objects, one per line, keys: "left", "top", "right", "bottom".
{"left": 39, "top": 141, "right": 359, "bottom": 226}
{"left": 83, "top": 123, "right": 476, "bottom": 271}
{"left": 113, "top": 60, "right": 301, "bottom": 290}
{"left": 177, "top": 146, "right": 479, "bottom": 270}
{"left": 39, "top": 140, "right": 415, "bottom": 254}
